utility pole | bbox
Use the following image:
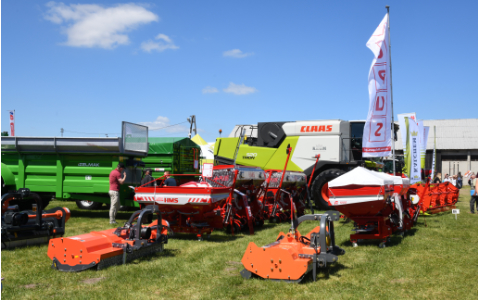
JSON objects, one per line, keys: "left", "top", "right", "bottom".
{"left": 187, "top": 115, "right": 197, "bottom": 139}
{"left": 61, "top": 128, "right": 64, "bottom": 137}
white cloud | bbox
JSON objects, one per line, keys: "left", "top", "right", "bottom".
{"left": 223, "top": 82, "right": 258, "bottom": 95}
{"left": 141, "top": 33, "right": 179, "bottom": 53}
{"left": 44, "top": 2, "right": 158, "bottom": 49}
{"left": 223, "top": 49, "right": 254, "bottom": 58}
{"left": 202, "top": 86, "right": 219, "bottom": 94}
{"left": 139, "top": 116, "right": 188, "bottom": 133}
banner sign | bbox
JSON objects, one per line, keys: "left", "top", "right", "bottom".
{"left": 417, "top": 121, "right": 429, "bottom": 171}
{"left": 363, "top": 14, "right": 392, "bottom": 157}
{"left": 405, "top": 117, "right": 421, "bottom": 183}
{"left": 8, "top": 110, "right": 15, "bottom": 136}
{"left": 431, "top": 126, "right": 436, "bottom": 179}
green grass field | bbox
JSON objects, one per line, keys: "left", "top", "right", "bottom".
{"left": 2, "top": 188, "right": 478, "bottom": 300}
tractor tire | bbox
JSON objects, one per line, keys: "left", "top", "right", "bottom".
{"left": 76, "top": 200, "right": 103, "bottom": 210}
{"left": 311, "top": 168, "right": 346, "bottom": 210}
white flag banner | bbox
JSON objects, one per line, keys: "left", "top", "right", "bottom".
{"left": 362, "top": 14, "right": 392, "bottom": 157}
{"left": 397, "top": 112, "right": 417, "bottom": 156}
{"left": 406, "top": 117, "right": 421, "bottom": 183}
{"left": 8, "top": 110, "right": 15, "bottom": 136}
{"left": 417, "top": 121, "right": 429, "bottom": 171}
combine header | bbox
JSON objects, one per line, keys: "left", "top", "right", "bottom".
{"left": 1, "top": 188, "right": 70, "bottom": 249}
{"left": 412, "top": 181, "right": 458, "bottom": 214}
{"left": 240, "top": 208, "right": 345, "bottom": 283}
{"left": 48, "top": 206, "right": 168, "bottom": 272}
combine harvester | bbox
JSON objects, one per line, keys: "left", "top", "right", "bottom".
{"left": 327, "top": 167, "right": 419, "bottom": 248}
{"left": 47, "top": 206, "right": 168, "bottom": 272}
{"left": 240, "top": 200, "right": 345, "bottom": 282}
{"left": 2, "top": 188, "right": 70, "bottom": 249}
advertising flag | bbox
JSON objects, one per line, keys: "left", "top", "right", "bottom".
{"left": 8, "top": 110, "right": 15, "bottom": 136}
{"left": 362, "top": 14, "right": 392, "bottom": 157}
{"left": 417, "top": 121, "right": 429, "bottom": 171}
{"left": 405, "top": 117, "right": 421, "bottom": 183}
{"left": 431, "top": 126, "right": 436, "bottom": 180}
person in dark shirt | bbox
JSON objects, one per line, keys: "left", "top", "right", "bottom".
{"left": 163, "top": 171, "right": 177, "bottom": 186}
{"left": 141, "top": 168, "right": 155, "bottom": 187}
{"left": 433, "top": 173, "right": 442, "bottom": 184}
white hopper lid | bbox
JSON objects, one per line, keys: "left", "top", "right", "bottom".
{"left": 328, "top": 167, "right": 394, "bottom": 188}
{"left": 371, "top": 171, "right": 403, "bottom": 185}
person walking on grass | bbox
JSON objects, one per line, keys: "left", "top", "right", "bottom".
{"left": 109, "top": 163, "right": 126, "bottom": 224}
{"left": 470, "top": 174, "right": 477, "bottom": 214}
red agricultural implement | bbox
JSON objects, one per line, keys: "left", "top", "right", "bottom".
{"left": 48, "top": 206, "right": 168, "bottom": 272}
{"left": 240, "top": 205, "right": 345, "bottom": 283}
{"left": 412, "top": 181, "right": 458, "bottom": 214}
{"left": 326, "top": 167, "right": 419, "bottom": 248}
{"left": 1, "top": 188, "right": 70, "bottom": 250}
{"left": 260, "top": 169, "right": 307, "bottom": 222}
{"left": 134, "top": 166, "right": 259, "bottom": 240}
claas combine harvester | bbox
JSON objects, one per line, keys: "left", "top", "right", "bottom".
{"left": 47, "top": 206, "right": 168, "bottom": 272}
{"left": 2, "top": 188, "right": 70, "bottom": 249}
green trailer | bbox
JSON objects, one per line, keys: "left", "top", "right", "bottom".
{"left": 143, "top": 137, "right": 200, "bottom": 185}
{"left": 1, "top": 122, "right": 148, "bottom": 210}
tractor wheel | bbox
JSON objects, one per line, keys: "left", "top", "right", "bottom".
{"left": 75, "top": 200, "right": 103, "bottom": 210}
{"left": 311, "top": 168, "right": 346, "bottom": 210}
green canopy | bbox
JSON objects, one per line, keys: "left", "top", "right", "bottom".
{"left": 148, "top": 137, "right": 200, "bottom": 154}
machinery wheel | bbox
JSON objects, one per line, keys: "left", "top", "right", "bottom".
{"left": 75, "top": 200, "right": 103, "bottom": 210}
{"left": 311, "top": 168, "right": 346, "bottom": 210}
{"left": 225, "top": 222, "right": 241, "bottom": 235}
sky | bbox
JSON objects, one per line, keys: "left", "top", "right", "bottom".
{"left": 1, "top": 0, "right": 477, "bottom": 142}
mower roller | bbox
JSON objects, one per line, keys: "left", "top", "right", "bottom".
{"left": 48, "top": 206, "right": 168, "bottom": 272}
{"left": 240, "top": 210, "right": 345, "bottom": 283}
{"left": 1, "top": 188, "right": 70, "bottom": 250}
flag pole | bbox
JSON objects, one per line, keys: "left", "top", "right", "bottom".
{"left": 386, "top": 5, "right": 396, "bottom": 175}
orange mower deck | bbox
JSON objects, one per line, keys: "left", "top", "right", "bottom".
{"left": 48, "top": 206, "right": 168, "bottom": 272}
{"left": 240, "top": 211, "right": 345, "bottom": 283}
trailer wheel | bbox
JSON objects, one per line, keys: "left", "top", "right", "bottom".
{"left": 76, "top": 200, "right": 103, "bottom": 210}
{"left": 311, "top": 168, "right": 346, "bottom": 210}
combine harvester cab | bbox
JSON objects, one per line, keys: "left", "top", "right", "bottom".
{"left": 240, "top": 210, "right": 345, "bottom": 283}
{"left": 134, "top": 165, "right": 263, "bottom": 240}
{"left": 1, "top": 188, "right": 70, "bottom": 249}
{"left": 327, "top": 167, "right": 410, "bottom": 248}
{"left": 48, "top": 206, "right": 168, "bottom": 272}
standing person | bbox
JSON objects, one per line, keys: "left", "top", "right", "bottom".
{"left": 433, "top": 173, "right": 442, "bottom": 184}
{"left": 456, "top": 172, "right": 463, "bottom": 189}
{"left": 163, "top": 171, "right": 177, "bottom": 187}
{"left": 109, "top": 163, "right": 126, "bottom": 224}
{"left": 443, "top": 174, "right": 451, "bottom": 183}
{"left": 470, "top": 174, "right": 477, "bottom": 214}
{"left": 141, "top": 168, "right": 155, "bottom": 187}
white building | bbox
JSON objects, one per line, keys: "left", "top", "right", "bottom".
{"left": 394, "top": 118, "right": 478, "bottom": 183}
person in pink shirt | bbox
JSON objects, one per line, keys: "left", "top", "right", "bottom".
{"left": 109, "top": 163, "right": 127, "bottom": 224}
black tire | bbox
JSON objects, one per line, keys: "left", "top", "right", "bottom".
{"left": 75, "top": 200, "right": 103, "bottom": 210}
{"left": 311, "top": 168, "right": 346, "bottom": 210}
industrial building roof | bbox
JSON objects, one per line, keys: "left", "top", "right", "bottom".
{"left": 394, "top": 118, "right": 478, "bottom": 150}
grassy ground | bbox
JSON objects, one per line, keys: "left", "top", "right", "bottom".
{"left": 2, "top": 187, "right": 478, "bottom": 299}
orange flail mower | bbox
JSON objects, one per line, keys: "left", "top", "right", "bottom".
{"left": 240, "top": 210, "right": 345, "bottom": 283}
{"left": 48, "top": 206, "right": 168, "bottom": 272}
